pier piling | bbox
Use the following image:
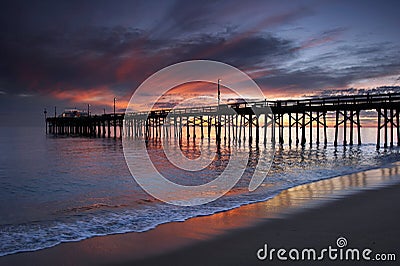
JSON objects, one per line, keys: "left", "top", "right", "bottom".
{"left": 46, "top": 93, "right": 400, "bottom": 149}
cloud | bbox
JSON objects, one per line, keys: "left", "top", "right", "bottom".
{"left": 313, "top": 86, "right": 400, "bottom": 98}
{"left": 17, "top": 93, "right": 34, "bottom": 97}
{"left": 174, "top": 33, "right": 297, "bottom": 68}
{"left": 2, "top": 20, "right": 399, "bottom": 104}
{"left": 1, "top": 0, "right": 399, "bottom": 112}
{"left": 49, "top": 86, "right": 128, "bottom": 110}
{"left": 255, "top": 40, "right": 400, "bottom": 96}
{"left": 295, "top": 27, "right": 346, "bottom": 51}
{"left": 0, "top": 24, "right": 298, "bottom": 101}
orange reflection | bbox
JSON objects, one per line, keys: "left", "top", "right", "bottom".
{"left": 6, "top": 164, "right": 397, "bottom": 265}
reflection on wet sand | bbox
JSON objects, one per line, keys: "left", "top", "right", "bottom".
{"left": 9, "top": 164, "right": 398, "bottom": 265}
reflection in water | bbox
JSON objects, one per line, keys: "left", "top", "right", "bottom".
{"left": 46, "top": 164, "right": 400, "bottom": 263}
{"left": 0, "top": 127, "right": 399, "bottom": 257}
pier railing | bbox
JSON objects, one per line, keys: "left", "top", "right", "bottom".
{"left": 46, "top": 92, "right": 400, "bottom": 149}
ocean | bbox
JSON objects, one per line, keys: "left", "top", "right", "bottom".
{"left": 0, "top": 126, "right": 399, "bottom": 256}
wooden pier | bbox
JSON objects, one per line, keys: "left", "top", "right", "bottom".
{"left": 46, "top": 92, "right": 400, "bottom": 149}
{"left": 46, "top": 114, "right": 124, "bottom": 139}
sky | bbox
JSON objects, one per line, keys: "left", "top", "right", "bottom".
{"left": 0, "top": 0, "right": 399, "bottom": 126}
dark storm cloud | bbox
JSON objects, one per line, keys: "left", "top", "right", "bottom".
{"left": 165, "top": 0, "right": 219, "bottom": 32}
{"left": 0, "top": 0, "right": 313, "bottom": 99}
{"left": 1, "top": 0, "right": 400, "bottom": 127}
{"left": 295, "top": 27, "right": 347, "bottom": 50}
{"left": 0, "top": 26, "right": 150, "bottom": 93}
{"left": 315, "top": 86, "right": 400, "bottom": 98}
{"left": 1, "top": 21, "right": 398, "bottom": 100}
{"left": 173, "top": 33, "right": 296, "bottom": 67}
{"left": 164, "top": 0, "right": 313, "bottom": 32}
{"left": 258, "top": 40, "right": 400, "bottom": 94}
{"left": 0, "top": 19, "right": 298, "bottom": 96}
{"left": 259, "top": 60, "right": 400, "bottom": 94}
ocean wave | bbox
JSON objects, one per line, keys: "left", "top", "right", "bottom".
{"left": 1, "top": 144, "right": 399, "bottom": 257}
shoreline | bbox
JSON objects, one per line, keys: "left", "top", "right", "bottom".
{"left": 136, "top": 176, "right": 400, "bottom": 266}
{"left": 1, "top": 164, "right": 399, "bottom": 265}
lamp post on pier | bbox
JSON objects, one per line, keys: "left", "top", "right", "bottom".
{"left": 218, "top": 79, "right": 221, "bottom": 107}
{"left": 113, "top": 97, "right": 117, "bottom": 139}
{"left": 113, "top": 97, "right": 116, "bottom": 116}
{"left": 44, "top": 108, "right": 47, "bottom": 134}
{"left": 217, "top": 79, "right": 221, "bottom": 148}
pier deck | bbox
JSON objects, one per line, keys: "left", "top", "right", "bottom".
{"left": 46, "top": 92, "right": 400, "bottom": 149}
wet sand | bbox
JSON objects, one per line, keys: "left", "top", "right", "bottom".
{"left": 1, "top": 165, "right": 399, "bottom": 265}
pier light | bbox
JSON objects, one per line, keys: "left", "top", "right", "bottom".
{"left": 114, "top": 97, "right": 117, "bottom": 115}
{"left": 217, "top": 79, "right": 221, "bottom": 107}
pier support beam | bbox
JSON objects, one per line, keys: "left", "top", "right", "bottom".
{"left": 377, "top": 109, "right": 381, "bottom": 149}
{"left": 397, "top": 109, "right": 400, "bottom": 146}
{"left": 255, "top": 116, "right": 259, "bottom": 145}
{"left": 343, "top": 110, "right": 347, "bottom": 146}
{"left": 249, "top": 114, "right": 253, "bottom": 145}
{"left": 296, "top": 113, "right": 299, "bottom": 146}
{"left": 271, "top": 115, "right": 275, "bottom": 144}
{"left": 114, "top": 117, "right": 117, "bottom": 139}
{"left": 263, "top": 114, "right": 267, "bottom": 144}
{"left": 288, "top": 113, "right": 292, "bottom": 146}
{"left": 301, "top": 111, "right": 306, "bottom": 147}
{"left": 277, "top": 114, "right": 282, "bottom": 145}
{"left": 186, "top": 116, "right": 190, "bottom": 139}
{"left": 349, "top": 110, "right": 354, "bottom": 145}
{"left": 334, "top": 110, "right": 339, "bottom": 147}
{"left": 357, "top": 111, "right": 361, "bottom": 145}
{"left": 193, "top": 117, "right": 196, "bottom": 140}
{"left": 323, "top": 112, "right": 327, "bottom": 146}
{"left": 390, "top": 108, "right": 394, "bottom": 147}
{"left": 200, "top": 116, "right": 204, "bottom": 139}
{"left": 316, "top": 112, "right": 320, "bottom": 146}
{"left": 309, "top": 112, "right": 313, "bottom": 147}
{"left": 384, "top": 108, "right": 388, "bottom": 148}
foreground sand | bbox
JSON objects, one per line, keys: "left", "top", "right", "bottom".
{"left": 136, "top": 182, "right": 400, "bottom": 266}
{"left": 1, "top": 166, "right": 399, "bottom": 265}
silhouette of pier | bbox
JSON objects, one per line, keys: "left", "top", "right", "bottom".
{"left": 46, "top": 92, "right": 400, "bottom": 149}
{"left": 46, "top": 114, "right": 124, "bottom": 139}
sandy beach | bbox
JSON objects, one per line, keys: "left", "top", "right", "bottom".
{"left": 1, "top": 165, "right": 399, "bottom": 266}
{"left": 135, "top": 177, "right": 400, "bottom": 266}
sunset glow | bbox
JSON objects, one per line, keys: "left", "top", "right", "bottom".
{"left": 0, "top": 0, "right": 399, "bottom": 126}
